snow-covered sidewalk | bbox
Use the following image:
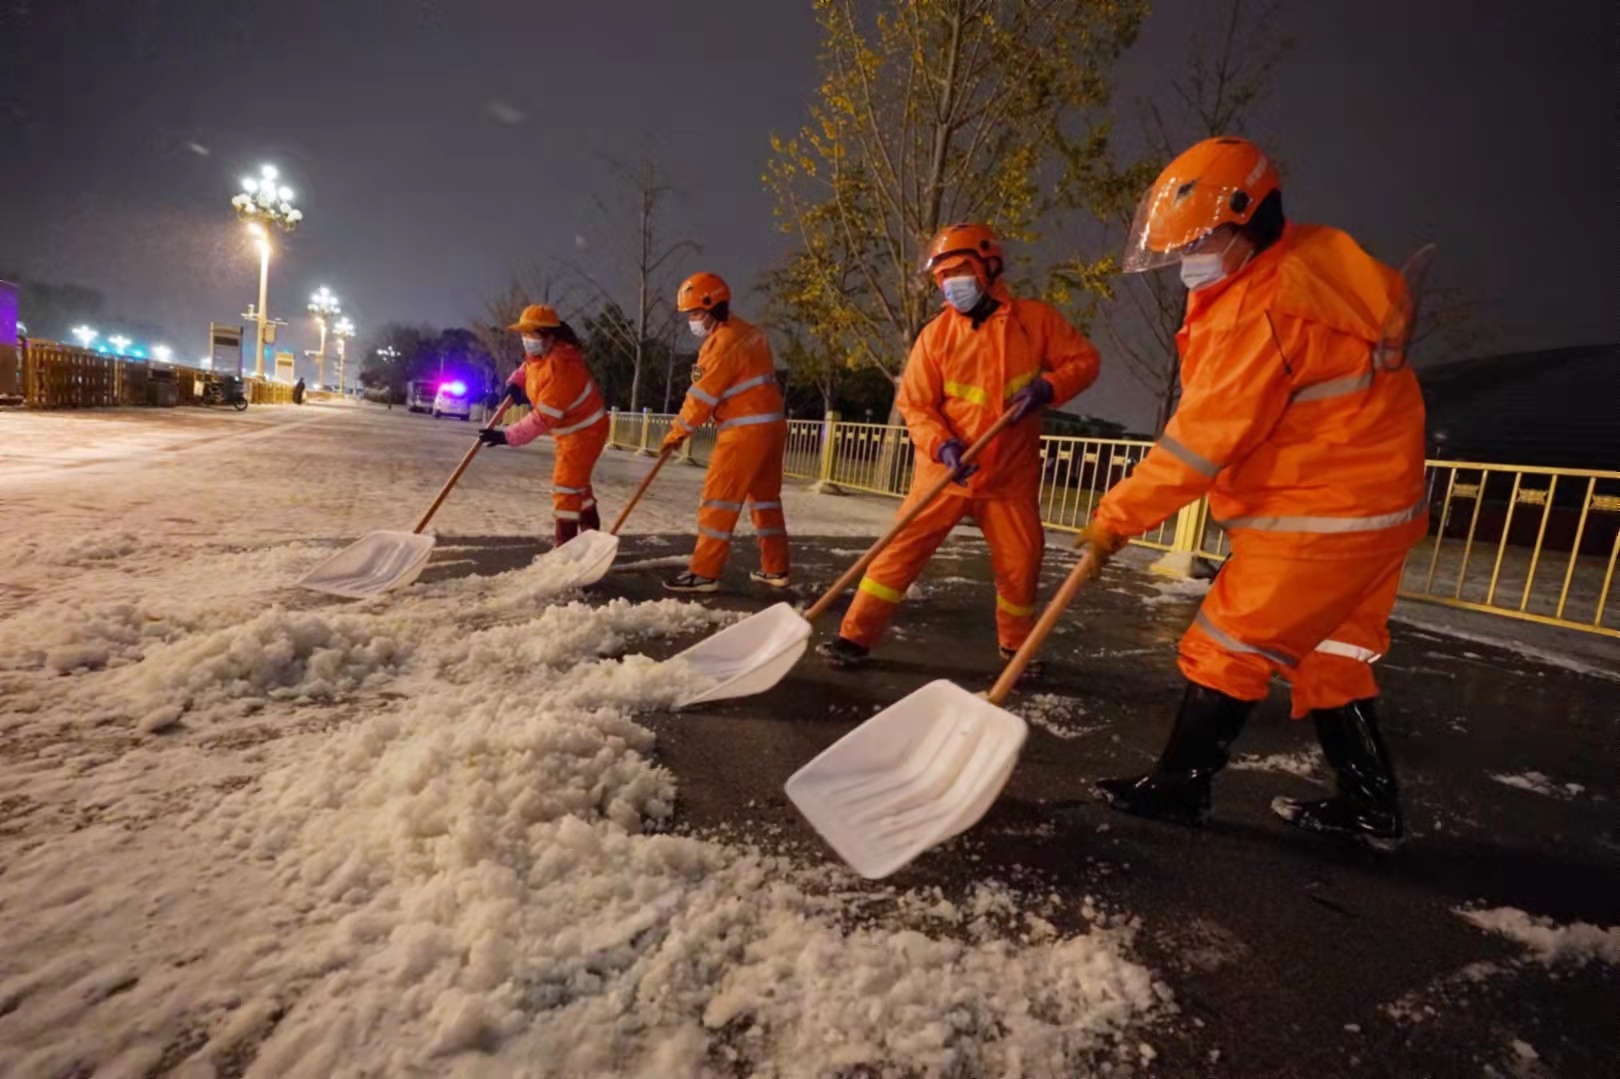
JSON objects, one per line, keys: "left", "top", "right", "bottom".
{"left": 0, "top": 405, "right": 1167, "bottom": 1077}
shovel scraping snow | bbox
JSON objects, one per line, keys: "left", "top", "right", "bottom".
{"left": 524, "top": 448, "right": 674, "bottom": 591}
{"left": 668, "top": 409, "right": 1020, "bottom": 709}
{"left": 299, "top": 399, "right": 516, "bottom": 599}
{"left": 785, "top": 547, "right": 1104, "bottom": 879}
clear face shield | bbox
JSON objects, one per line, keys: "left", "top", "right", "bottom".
{"left": 1119, "top": 176, "right": 1260, "bottom": 274}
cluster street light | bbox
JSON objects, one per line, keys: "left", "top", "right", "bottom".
{"left": 306, "top": 285, "right": 342, "bottom": 386}
{"left": 332, "top": 316, "right": 356, "bottom": 393}
{"left": 107, "top": 335, "right": 132, "bottom": 356}
{"left": 153, "top": 345, "right": 173, "bottom": 364}
{"left": 231, "top": 164, "right": 303, "bottom": 378}
{"left": 71, "top": 325, "right": 98, "bottom": 348}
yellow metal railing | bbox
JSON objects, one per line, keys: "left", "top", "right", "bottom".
{"left": 611, "top": 411, "right": 1620, "bottom": 639}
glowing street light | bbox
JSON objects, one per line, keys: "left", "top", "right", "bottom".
{"left": 231, "top": 164, "right": 304, "bottom": 378}
{"left": 307, "top": 286, "right": 341, "bottom": 386}
{"left": 71, "top": 325, "right": 98, "bottom": 348}
{"left": 108, "top": 335, "right": 132, "bottom": 356}
{"left": 153, "top": 345, "right": 173, "bottom": 364}
{"left": 332, "top": 315, "right": 355, "bottom": 393}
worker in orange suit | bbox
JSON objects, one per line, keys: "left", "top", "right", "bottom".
{"left": 477, "top": 304, "right": 609, "bottom": 546}
{"left": 1079, "top": 137, "right": 1428, "bottom": 848}
{"left": 659, "top": 272, "right": 790, "bottom": 593}
{"left": 817, "top": 223, "right": 1101, "bottom": 675}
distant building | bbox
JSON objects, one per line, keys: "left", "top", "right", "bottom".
{"left": 1421, "top": 343, "right": 1618, "bottom": 471}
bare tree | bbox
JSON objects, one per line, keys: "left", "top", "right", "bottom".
{"left": 474, "top": 264, "right": 583, "bottom": 386}
{"left": 1074, "top": 0, "right": 1294, "bottom": 433}
{"left": 568, "top": 156, "right": 700, "bottom": 411}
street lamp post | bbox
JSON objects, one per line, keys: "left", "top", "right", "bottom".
{"left": 231, "top": 165, "right": 303, "bottom": 379}
{"left": 332, "top": 316, "right": 355, "bottom": 393}
{"left": 306, "top": 286, "right": 341, "bottom": 387}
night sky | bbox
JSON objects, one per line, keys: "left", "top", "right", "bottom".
{"left": 1, "top": 0, "right": 1613, "bottom": 428}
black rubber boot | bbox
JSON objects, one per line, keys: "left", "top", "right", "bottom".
{"left": 1096, "top": 683, "right": 1256, "bottom": 826}
{"left": 579, "top": 505, "right": 601, "bottom": 532}
{"left": 1273, "top": 698, "right": 1404, "bottom": 848}
{"left": 816, "top": 636, "right": 870, "bottom": 669}
{"left": 554, "top": 518, "right": 580, "bottom": 546}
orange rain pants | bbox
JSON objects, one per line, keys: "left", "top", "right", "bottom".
{"left": 690, "top": 421, "right": 790, "bottom": 579}
{"left": 1185, "top": 526, "right": 1422, "bottom": 718}
{"left": 551, "top": 419, "right": 609, "bottom": 523}
{"left": 839, "top": 489, "right": 1044, "bottom": 651}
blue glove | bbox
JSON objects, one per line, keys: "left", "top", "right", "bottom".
{"left": 937, "top": 439, "right": 979, "bottom": 486}
{"left": 1008, "top": 377, "right": 1054, "bottom": 424}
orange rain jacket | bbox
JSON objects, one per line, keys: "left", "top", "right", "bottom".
{"left": 672, "top": 315, "right": 790, "bottom": 579}
{"left": 899, "top": 283, "right": 1101, "bottom": 499}
{"left": 504, "top": 342, "right": 609, "bottom": 521}
{"left": 1093, "top": 224, "right": 1428, "bottom": 556}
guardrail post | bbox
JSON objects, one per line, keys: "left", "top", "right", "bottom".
{"left": 811, "top": 410, "right": 845, "bottom": 495}
{"left": 637, "top": 407, "right": 655, "bottom": 456}
{"left": 1149, "top": 499, "right": 1216, "bottom": 579}
{"left": 679, "top": 420, "right": 698, "bottom": 466}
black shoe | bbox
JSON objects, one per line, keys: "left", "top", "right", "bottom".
{"left": 1274, "top": 698, "right": 1404, "bottom": 848}
{"left": 999, "top": 646, "right": 1045, "bottom": 683}
{"left": 579, "top": 505, "right": 601, "bottom": 532}
{"left": 816, "top": 636, "right": 870, "bottom": 669}
{"left": 663, "top": 572, "right": 719, "bottom": 594}
{"left": 1095, "top": 682, "right": 1255, "bottom": 826}
{"left": 750, "top": 569, "right": 792, "bottom": 589}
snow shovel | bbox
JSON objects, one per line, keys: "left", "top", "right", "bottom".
{"left": 297, "top": 399, "right": 515, "bottom": 599}
{"left": 527, "top": 448, "right": 675, "bottom": 590}
{"left": 785, "top": 545, "right": 1105, "bottom": 879}
{"left": 667, "top": 408, "right": 1021, "bottom": 710}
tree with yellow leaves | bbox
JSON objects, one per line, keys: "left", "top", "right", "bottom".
{"left": 764, "top": 0, "right": 1147, "bottom": 406}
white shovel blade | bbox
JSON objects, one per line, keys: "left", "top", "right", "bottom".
{"left": 785, "top": 679, "right": 1027, "bottom": 880}
{"left": 534, "top": 530, "right": 620, "bottom": 589}
{"left": 297, "top": 530, "right": 437, "bottom": 600}
{"left": 669, "top": 601, "right": 811, "bottom": 709}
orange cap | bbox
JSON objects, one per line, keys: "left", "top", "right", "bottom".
{"left": 1122, "top": 137, "right": 1280, "bottom": 272}
{"left": 508, "top": 304, "right": 563, "bottom": 333}
{"left": 677, "top": 272, "right": 731, "bottom": 313}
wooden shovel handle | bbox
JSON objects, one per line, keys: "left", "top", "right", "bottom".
{"left": 413, "top": 397, "right": 515, "bottom": 534}
{"left": 609, "top": 448, "right": 673, "bottom": 536}
{"left": 804, "top": 407, "right": 1021, "bottom": 623}
{"left": 985, "top": 546, "right": 1103, "bottom": 705}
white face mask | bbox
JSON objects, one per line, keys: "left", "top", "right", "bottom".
{"left": 941, "top": 276, "right": 982, "bottom": 313}
{"left": 521, "top": 335, "right": 550, "bottom": 356}
{"left": 1179, "top": 233, "right": 1250, "bottom": 291}
{"left": 688, "top": 316, "right": 711, "bottom": 340}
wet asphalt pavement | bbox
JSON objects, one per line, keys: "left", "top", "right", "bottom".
{"left": 421, "top": 528, "right": 1620, "bottom": 1079}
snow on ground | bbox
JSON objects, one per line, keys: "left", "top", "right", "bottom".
{"left": 1454, "top": 907, "right": 1620, "bottom": 967}
{"left": 1016, "top": 693, "right": 1104, "bottom": 741}
{"left": 0, "top": 406, "right": 1166, "bottom": 1076}
{"left": 1228, "top": 748, "right": 1327, "bottom": 781}
{"left": 1488, "top": 771, "right": 1587, "bottom": 800}
{"left": 1139, "top": 576, "right": 1212, "bottom": 606}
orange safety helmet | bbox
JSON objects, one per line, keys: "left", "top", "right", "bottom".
{"left": 1121, "top": 136, "right": 1280, "bottom": 273}
{"left": 508, "top": 303, "right": 563, "bottom": 333}
{"left": 677, "top": 272, "right": 731, "bottom": 313}
{"left": 923, "top": 223, "right": 1004, "bottom": 287}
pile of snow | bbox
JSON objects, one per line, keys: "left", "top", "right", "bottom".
{"left": 0, "top": 410, "right": 1168, "bottom": 1076}
{"left": 1455, "top": 907, "right": 1620, "bottom": 967}
{"left": 1488, "top": 771, "right": 1585, "bottom": 800}
{"left": 108, "top": 606, "right": 411, "bottom": 732}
